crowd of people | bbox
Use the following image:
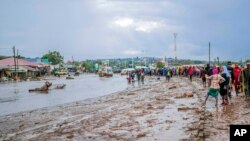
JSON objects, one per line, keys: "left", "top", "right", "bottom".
{"left": 126, "top": 60, "right": 250, "bottom": 107}
{"left": 202, "top": 61, "right": 250, "bottom": 107}
{"left": 127, "top": 69, "right": 145, "bottom": 84}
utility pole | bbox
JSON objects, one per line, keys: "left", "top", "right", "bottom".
{"left": 144, "top": 50, "right": 147, "bottom": 67}
{"left": 12, "top": 46, "right": 17, "bottom": 78}
{"left": 17, "top": 49, "right": 19, "bottom": 70}
{"left": 209, "top": 42, "right": 211, "bottom": 65}
{"left": 217, "top": 57, "right": 219, "bottom": 65}
{"left": 132, "top": 57, "right": 134, "bottom": 68}
{"left": 174, "top": 33, "right": 177, "bottom": 65}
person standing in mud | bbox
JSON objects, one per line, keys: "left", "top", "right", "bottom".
{"left": 203, "top": 68, "right": 225, "bottom": 107}
{"left": 187, "top": 66, "right": 194, "bottom": 82}
{"left": 205, "top": 64, "right": 212, "bottom": 87}
{"left": 162, "top": 68, "right": 166, "bottom": 76}
{"left": 219, "top": 66, "right": 230, "bottom": 105}
{"left": 141, "top": 71, "right": 145, "bottom": 84}
{"left": 200, "top": 67, "right": 206, "bottom": 87}
{"left": 183, "top": 66, "right": 187, "bottom": 76}
{"left": 227, "top": 61, "right": 234, "bottom": 98}
{"left": 243, "top": 61, "right": 250, "bottom": 97}
{"left": 179, "top": 66, "right": 183, "bottom": 77}
{"left": 131, "top": 71, "right": 135, "bottom": 82}
{"left": 157, "top": 68, "right": 161, "bottom": 80}
{"left": 166, "top": 68, "right": 171, "bottom": 82}
{"left": 149, "top": 69, "right": 152, "bottom": 76}
{"left": 136, "top": 69, "right": 141, "bottom": 81}
{"left": 233, "top": 64, "right": 242, "bottom": 95}
{"left": 127, "top": 72, "right": 132, "bottom": 83}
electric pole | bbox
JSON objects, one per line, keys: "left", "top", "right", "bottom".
{"left": 132, "top": 57, "right": 134, "bottom": 68}
{"left": 209, "top": 42, "right": 211, "bottom": 65}
{"left": 174, "top": 33, "right": 177, "bottom": 65}
{"left": 217, "top": 57, "right": 219, "bottom": 65}
{"left": 143, "top": 50, "right": 146, "bottom": 66}
{"left": 17, "top": 49, "right": 19, "bottom": 70}
{"left": 12, "top": 46, "right": 17, "bottom": 78}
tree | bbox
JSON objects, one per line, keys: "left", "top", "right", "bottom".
{"left": 73, "top": 61, "right": 81, "bottom": 67}
{"left": 82, "top": 61, "right": 91, "bottom": 71}
{"left": 184, "top": 59, "right": 191, "bottom": 65}
{"left": 156, "top": 61, "right": 165, "bottom": 69}
{"left": 42, "top": 51, "right": 63, "bottom": 65}
{"left": 0, "top": 55, "right": 7, "bottom": 60}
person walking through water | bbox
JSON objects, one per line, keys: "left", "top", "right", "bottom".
{"left": 203, "top": 68, "right": 225, "bottom": 107}
{"left": 220, "top": 66, "right": 231, "bottom": 105}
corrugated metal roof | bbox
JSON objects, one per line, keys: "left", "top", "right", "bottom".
{"left": 0, "top": 57, "right": 38, "bottom": 67}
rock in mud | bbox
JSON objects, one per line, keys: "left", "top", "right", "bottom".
{"left": 187, "top": 124, "right": 199, "bottom": 131}
{"left": 169, "top": 85, "right": 177, "bottom": 89}
{"left": 137, "top": 132, "right": 146, "bottom": 138}
{"left": 66, "top": 134, "right": 74, "bottom": 139}
{"left": 155, "top": 96, "right": 171, "bottom": 101}
{"left": 147, "top": 106, "right": 154, "bottom": 110}
{"left": 185, "top": 92, "right": 194, "bottom": 97}
{"left": 175, "top": 92, "right": 194, "bottom": 99}
{"left": 127, "top": 92, "right": 136, "bottom": 95}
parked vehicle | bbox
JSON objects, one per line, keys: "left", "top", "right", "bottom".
{"left": 121, "top": 68, "right": 135, "bottom": 75}
{"left": 98, "top": 66, "right": 113, "bottom": 77}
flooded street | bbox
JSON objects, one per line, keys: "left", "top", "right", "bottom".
{"left": 0, "top": 74, "right": 130, "bottom": 116}
{"left": 1, "top": 76, "right": 250, "bottom": 141}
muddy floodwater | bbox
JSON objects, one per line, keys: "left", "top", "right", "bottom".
{"left": 0, "top": 74, "right": 131, "bottom": 116}
{"left": 1, "top": 76, "right": 250, "bottom": 141}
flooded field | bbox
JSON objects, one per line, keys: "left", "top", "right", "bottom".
{"left": 0, "top": 74, "right": 131, "bottom": 116}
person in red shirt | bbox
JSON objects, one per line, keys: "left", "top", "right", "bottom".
{"left": 187, "top": 66, "right": 194, "bottom": 82}
{"left": 233, "top": 64, "right": 241, "bottom": 95}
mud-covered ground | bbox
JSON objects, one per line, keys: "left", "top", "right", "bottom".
{"left": 0, "top": 76, "right": 250, "bottom": 141}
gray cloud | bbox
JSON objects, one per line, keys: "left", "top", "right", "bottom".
{"left": 0, "top": 0, "right": 249, "bottom": 61}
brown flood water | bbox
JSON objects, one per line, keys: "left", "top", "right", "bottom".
{"left": 0, "top": 74, "right": 132, "bottom": 116}
{"left": 0, "top": 76, "right": 250, "bottom": 141}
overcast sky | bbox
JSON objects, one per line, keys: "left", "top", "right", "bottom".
{"left": 0, "top": 0, "right": 249, "bottom": 61}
